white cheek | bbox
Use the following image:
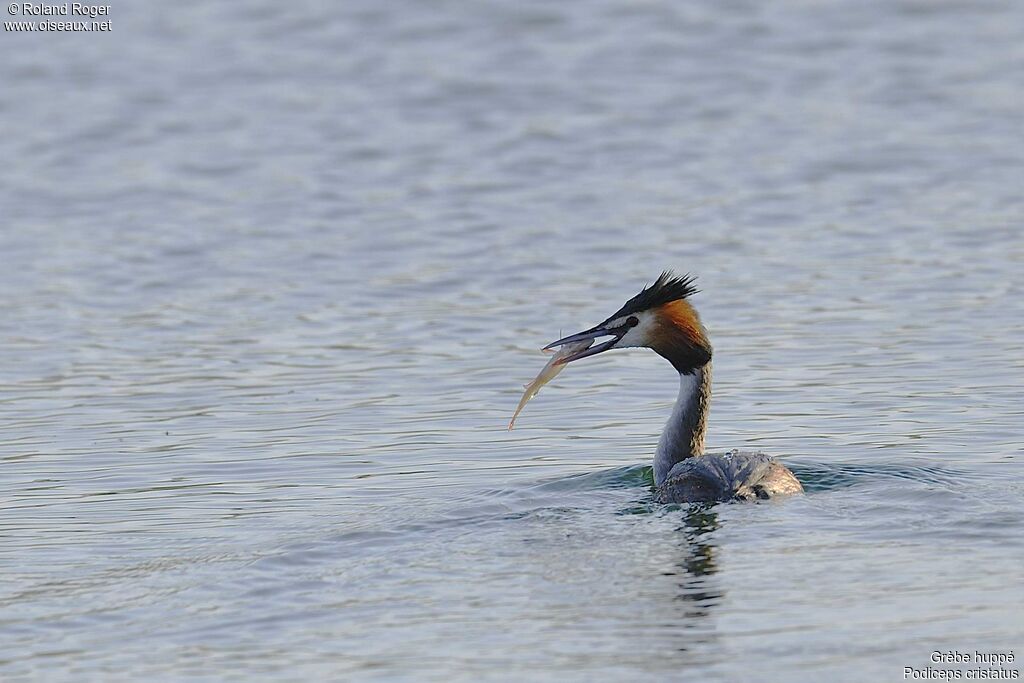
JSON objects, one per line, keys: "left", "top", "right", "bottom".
{"left": 616, "top": 312, "right": 657, "bottom": 348}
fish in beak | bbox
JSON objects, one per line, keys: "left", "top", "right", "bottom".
{"left": 543, "top": 320, "right": 633, "bottom": 365}
{"left": 507, "top": 339, "right": 593, "bottom": 430}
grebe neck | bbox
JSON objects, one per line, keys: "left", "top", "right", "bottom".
{"left": 653, "top": 363, "right": 711, "bottom": 486}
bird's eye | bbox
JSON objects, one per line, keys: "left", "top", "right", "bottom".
{"left": 626, "top": 316, "right": 639, "bottom": 328}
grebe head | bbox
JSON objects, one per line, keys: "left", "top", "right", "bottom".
{"left": 544, "top": 271, "right": 713, "bottom": 374}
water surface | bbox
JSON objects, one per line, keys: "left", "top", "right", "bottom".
{"left": 1, "top": 1, "right": 1022, "bottom": 680}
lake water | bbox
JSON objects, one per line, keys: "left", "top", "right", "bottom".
{"left": 2, "top": 1, "right": 1022, "bottom": 681}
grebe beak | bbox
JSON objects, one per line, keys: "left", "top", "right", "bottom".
{"left": 543, "top": 322, "right": 630, "bottom": 364}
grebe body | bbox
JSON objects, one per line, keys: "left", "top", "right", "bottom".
{"left": 544, "top": 272, "right": 803, "bottom": 503}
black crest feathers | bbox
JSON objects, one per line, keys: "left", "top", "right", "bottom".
{"left": 609, "top": 271, "right": 699, "bottom": 320}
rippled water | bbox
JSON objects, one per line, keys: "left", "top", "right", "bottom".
{"left": 2, "top": 1, "right": 1023, "bottom": 680}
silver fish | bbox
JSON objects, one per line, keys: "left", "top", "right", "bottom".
{"left": 508, "top": 339, "right": 593, "bottom": 430}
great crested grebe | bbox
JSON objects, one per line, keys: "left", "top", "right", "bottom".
{"left": 545, "top": 271, "right": 803, "bottom": 503}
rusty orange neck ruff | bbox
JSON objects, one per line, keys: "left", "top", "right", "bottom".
{"left": 651, "top": 300, "right": 713, "bottom": 375}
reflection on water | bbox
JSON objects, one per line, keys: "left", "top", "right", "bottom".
{"left": 2, "top": 0, "right": 1024, "bottom": 680}
{"left": 671, "top": 506, "right": 722, "bottom": 643}
{"left": 675, "top": 506, "right": 720, "bottom": 583}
